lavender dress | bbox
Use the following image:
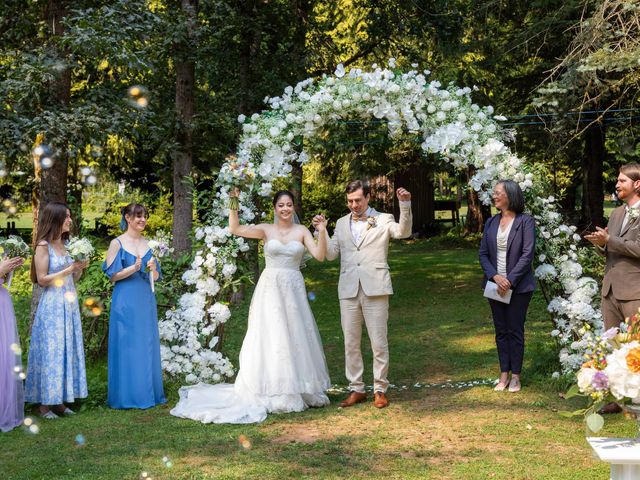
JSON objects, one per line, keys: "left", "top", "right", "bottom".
{"left": 0, "top": 277, "right": 24, "bottom": 432}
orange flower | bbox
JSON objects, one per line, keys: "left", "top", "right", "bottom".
{"left": 582, "top": 360, "right": 595, "bottom": 369}
{"left": 626, "top": 347, "right": 640, "bottom": 373}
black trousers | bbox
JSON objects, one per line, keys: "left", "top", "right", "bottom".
{"left": 488, "top": 291, "right": 533, "bottom": 374}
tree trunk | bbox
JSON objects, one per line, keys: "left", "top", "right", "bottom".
{"left": 172, "top": 0, "right": 198, "bottom": 255}
{"left": 464, "top": 167, "right": 489, "bottom": 234}
{"left": 286, "top": 0, "right": 310, "bottom": 219}
{"left": 237, "top": 0, "right": 262, "bottom": 116}
{"left": 37, "top": 0, "right": 70, "bottom": 227}
{"left": 393, "top": 157, "right": 433, "bottom": 235}
{"left": 581, "top": 123, "right": 605, "bottom": 229}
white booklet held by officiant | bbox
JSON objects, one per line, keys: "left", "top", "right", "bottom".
{"left": 483, "top": 280, "right": 512, "bottom": 304}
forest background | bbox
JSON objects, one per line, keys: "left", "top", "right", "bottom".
{"left": 1, "top": 0, "right": 640, "bottom": 365}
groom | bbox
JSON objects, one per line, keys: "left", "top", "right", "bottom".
{"left": 317, "top": 180, "right": 412, "bottom": 409}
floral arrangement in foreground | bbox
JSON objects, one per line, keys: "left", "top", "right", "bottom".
{"left": 567, "top": 310, "right": 640, "bottom": 433}
{"left": 66, "top": 236, "right": 95, "bottom": 261}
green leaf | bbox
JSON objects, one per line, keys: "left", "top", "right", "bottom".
{"left": 586, "top": 413, "right": 605, "bottom": 433}
{"left": 558, "top": 408, "right": 587, "bottom": 418}
{"left": 564, "top": 384, "right": 582, "bottom": 399}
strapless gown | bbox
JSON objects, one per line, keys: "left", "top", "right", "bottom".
{"left": 170, "top": 239, "right": 331, "bottom": 423}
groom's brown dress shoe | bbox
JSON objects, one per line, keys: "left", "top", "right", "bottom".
{"left": 373, "top": 392, "right": 389, "bottom": 409}
{"left": 339, "top": 391, "right": 367, "bottom": 407}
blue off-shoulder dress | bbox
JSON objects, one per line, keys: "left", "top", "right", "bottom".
{"left": 102, "top": 239, "right": 166, "bottom": 409}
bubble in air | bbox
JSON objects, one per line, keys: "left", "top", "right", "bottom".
{"left": 2, "top": 198, "right": 17, "bottom": 215}
{"left": 127, "top": 85, "right": 149, "bottom": 109}
{"left": 64, "top": 291, "right": 77, "bottom": 303}
{"left": 82, "top": 297, "right": 104, "bottom": 317}
{"left": 40, "top": 157, "right": 53, "bottom": 169}
{"left": 238, "top": 434, "right": 252, "bottom": 450}
{"left": 23, "top": 417, "right": 39, "bottom": 434}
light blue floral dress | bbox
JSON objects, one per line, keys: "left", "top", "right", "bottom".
{"left": 25, "top": 243, "right": 88, "bottom": 404}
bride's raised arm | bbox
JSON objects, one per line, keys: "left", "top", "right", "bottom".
{"left": 228, "top": 190, "right": 267, "bottom": 240}
{"left": 303, "top": 215, "right": 327, "bottom": 261}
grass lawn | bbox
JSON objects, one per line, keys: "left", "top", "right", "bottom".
{"left": 0, "top": 240, "right": 630, "bottom": 479}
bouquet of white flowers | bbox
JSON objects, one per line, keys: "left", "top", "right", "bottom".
{"left": 0, "top": 235, "right": 30, "bottom": 287}
{"left": 66, "top": 236, "right": 95, "bottom": 261}
{"left": 217, "top": 154, "right": 256, "bottom": 210}
{"left": 0, "top": 235, "right": 30, "bottom": 258}
{"left": 147, "top": 231, "right": 173, "bottom": 293}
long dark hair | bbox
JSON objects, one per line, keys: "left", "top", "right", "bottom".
{"left": 31, "top": 202, "right": 70, "bottom": 283}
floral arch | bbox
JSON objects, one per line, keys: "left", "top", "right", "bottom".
{"left": 158, "top": 60, "right": 602, "bottom": 384}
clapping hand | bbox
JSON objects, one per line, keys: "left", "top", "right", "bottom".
{"left": 396, "top": 187, "right": 411, "bottom": 201}
{"left": 0, "top": 257, "right": 24, "bottom": 276}
{"left": 312, "top": 214, "right": 328, "bottom": 233}
{"left": 584, "top": 226, "right": 609, "bottom": 247}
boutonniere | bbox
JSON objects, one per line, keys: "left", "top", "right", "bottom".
{"left": 628, "top": 207, "right": 640, "bottom": 221}
{"left": 367, "top": 216, "right": 377, "bottom": 229}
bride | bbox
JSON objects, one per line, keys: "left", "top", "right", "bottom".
{"left": 170, "top": 189, "right": 331, "bottom": 423}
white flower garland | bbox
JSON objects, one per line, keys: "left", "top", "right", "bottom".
{"left": 160, "top": 59, "right": 601, "bottom": 382}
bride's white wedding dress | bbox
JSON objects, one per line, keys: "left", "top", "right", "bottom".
{"left": 170, "top": 239, "right": 331, "bottom": 424}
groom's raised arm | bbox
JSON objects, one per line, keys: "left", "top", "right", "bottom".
{"left": 326, "top": 221, "right": 341, "bottom": 261}
{"left": 389, "top": 188, "right": 412, "bottom": 239}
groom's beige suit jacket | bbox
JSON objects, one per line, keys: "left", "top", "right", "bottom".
{"left": 326, "top": 203, "right": 412, "bottom": 299}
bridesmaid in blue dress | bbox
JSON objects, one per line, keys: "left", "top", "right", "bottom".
{"left": 102, "top": 203, "right": 165, "bottom": 409}
{"left": 25, "top": 202, "right": 89, "bottom": 419}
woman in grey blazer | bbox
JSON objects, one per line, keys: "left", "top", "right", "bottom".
{"left": 479, "top": 180, "right": 536, "bottom": 393}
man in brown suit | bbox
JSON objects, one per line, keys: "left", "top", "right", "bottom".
{"left": 586, "top": 163, "right": 640, "bottom": 330}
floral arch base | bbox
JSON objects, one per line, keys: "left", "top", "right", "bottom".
{"left": 158, "top": 60, "right": 602, "bottom": 384}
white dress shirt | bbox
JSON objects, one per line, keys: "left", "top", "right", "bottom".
{"left": 496, "top": 219, "right": 514, "bottom": 276}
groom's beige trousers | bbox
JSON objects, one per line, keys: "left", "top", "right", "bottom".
{"left": 340, "top": 284, "right": 389, "bottom": 393}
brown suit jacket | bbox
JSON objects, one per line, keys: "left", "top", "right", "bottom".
{"left": 602, "top": 205, "right": 640, "bottom": 300}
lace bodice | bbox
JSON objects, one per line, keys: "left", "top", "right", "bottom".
{"left": 264, "top": 239, "right": 304, "bottom": 270}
